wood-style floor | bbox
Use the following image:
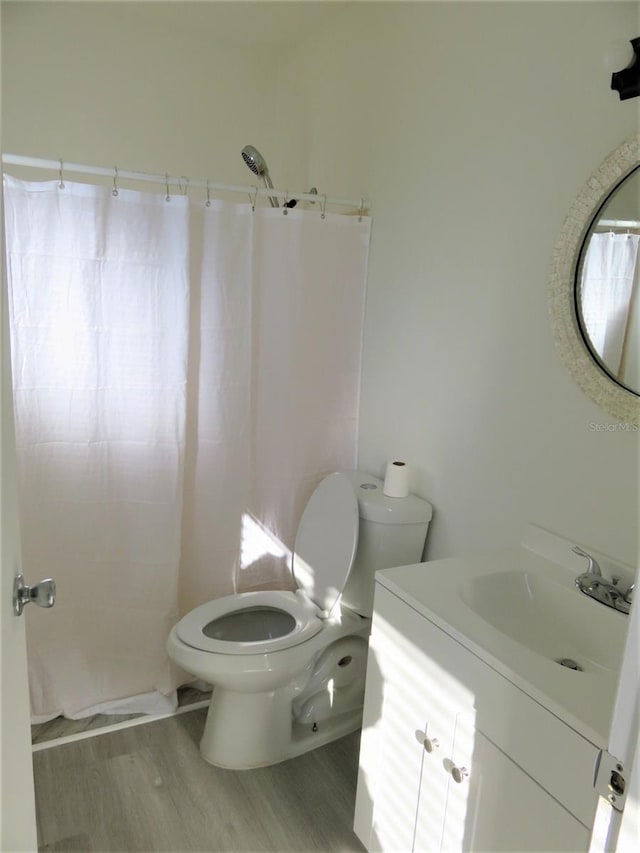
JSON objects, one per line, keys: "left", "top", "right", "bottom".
{"left": 33, "top": 708, "right": 366, "bottom": 853}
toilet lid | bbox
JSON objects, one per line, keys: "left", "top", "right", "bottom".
{"left": 293, "top": 472, "right": 359, "bottom": 615}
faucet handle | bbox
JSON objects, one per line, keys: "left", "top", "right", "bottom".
{"left": 624, "top": 583, "right": 635, "bottom": 605}
{"left": 572, "top": 545, "right": 602, "bottom": 577}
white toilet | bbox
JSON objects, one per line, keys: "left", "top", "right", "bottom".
{"left": 167, "top": 470, "right": 432, "bottom": 769}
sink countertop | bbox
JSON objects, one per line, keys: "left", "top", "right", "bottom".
{"left": 375, "top": 530, "right": 629, "bottom": 747}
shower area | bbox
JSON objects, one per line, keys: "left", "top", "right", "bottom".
{"left": 3, "top": 148, "right": 370, "bottom": 729}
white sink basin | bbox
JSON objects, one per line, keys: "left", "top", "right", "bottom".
{"left": 458, "top": 569, "right": 625, "bottom": 675}
{"left": 375, "top": 526, "right": 632, "bottom": 746}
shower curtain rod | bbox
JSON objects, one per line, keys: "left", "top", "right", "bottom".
{"left": 599, "top": 218, "right": 640, "bottom": 228}
{"left": 2, "top": 154, "right": 368, "bottom": 212}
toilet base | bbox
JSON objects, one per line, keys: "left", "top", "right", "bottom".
{"left": 199, "top": 684, "right": 363, "bottom": 769}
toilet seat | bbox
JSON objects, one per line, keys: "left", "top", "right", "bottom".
{"left": 175, "top": 590, "right": 323, "bottom": 655}
{"left": 176, "top": 474, "right": 360, "bottom": 657}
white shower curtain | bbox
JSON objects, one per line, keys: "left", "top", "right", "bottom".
{"left": 3, "top": 175, "right": 370, "bottom": 721}
{"left": 581, "top": 231, "right": 639, "bottom": 375}
{"left": 4, "top": 176, "right": 190, "bottom": 720}
{"left": 246, "top": 210, "right": 369, "bottom": 587}
{"left": 180, "top": 202, "right": 370, "bottom": 606}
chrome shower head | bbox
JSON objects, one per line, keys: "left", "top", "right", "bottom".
{"left": 241, "top": 145, "right": 267, "bottom": 177}
{"left": 241, "top": 145, "right": 278, "bottom": 207}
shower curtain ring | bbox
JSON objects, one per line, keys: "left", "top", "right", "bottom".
{"left": 58, "top": 159, "right": 65, "bottom": 190}
{"left": 205, "top": 179, "right": 211, "bottom": 208}
{"left": 179, "top": 176, "right": 189, "bottom": 196}
{"left": 165, "top": 173, "right": 171, "bottom": 203}
{"left": 249, "top": 186, "right": 258, "bottom": 212}
{"left": 320, "top": 195, "right": 327, "bottom": 220}
{"left": 283, "top": 191, "right": 289, "bottom": 215}
{"left": 112, "top": 167, "right": 119, "bottom": 197}
{"left": 358, "top": 198, "right": 365, "bottom": 222}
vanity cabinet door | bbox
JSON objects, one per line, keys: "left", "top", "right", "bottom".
{"left": 354, "top": 587, "right": 451, "bottom": 851}
{"left": 414, "top": 705, "right": 477, "bottom": 851}
{"left": 368, "top": 696, "right": 440, "bottom": 851}
{"left": 411, "top": 714, "right": 456, "bottom": 851}
{"left": 436, "top": 708, "right": 475, "bottom": 851}
{"left": 363, "top": 616, "right": 452, "bottom": 851}
{"left": 357, "top": 587, "right": 469, "bottom": 852}
{"left": 438, "top": 719, "right": 590, "bottom": 852}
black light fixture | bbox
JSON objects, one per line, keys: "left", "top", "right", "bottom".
{"left": 611, "top": 37, "right": 640, "bottom": 100}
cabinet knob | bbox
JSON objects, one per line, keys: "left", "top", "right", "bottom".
{"left": 423, "top": 736, "right": 439, "bottom": 754}
{"left": 451, "top": 764, "right": 469, "bottom": 784}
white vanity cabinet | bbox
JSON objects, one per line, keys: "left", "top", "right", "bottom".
{"left": 354, "top": 583, "right": 597, "bottom": 852}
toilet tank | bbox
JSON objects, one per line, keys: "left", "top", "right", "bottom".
{"left": 339, "top": 471, "right": 433, "bottom": 618}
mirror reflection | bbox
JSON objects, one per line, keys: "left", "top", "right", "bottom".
{"left": 577, "top": 167, "right": 640, "bottom": 395}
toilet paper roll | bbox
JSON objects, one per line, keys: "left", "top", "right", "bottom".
{"left": 383, "top": 460, "right": 409, "bottom": 498}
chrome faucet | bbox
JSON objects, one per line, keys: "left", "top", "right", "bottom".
{"left": 572, "top": 545, "right": 601, "bottom": 576}
{"left": 572, "top": 545, "right": 633, "bottom": 615}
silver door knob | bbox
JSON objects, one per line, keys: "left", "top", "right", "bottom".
{"left": 13, "top": 574, "right": 56, "bottom": 616}
{"left": 451, "top": 764, "right": 469, "bottom": 784}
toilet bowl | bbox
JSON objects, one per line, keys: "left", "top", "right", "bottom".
{"left": 167, "top": 470, "right": 432, "bottom": 769}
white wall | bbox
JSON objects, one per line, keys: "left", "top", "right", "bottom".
{"left": 1, "top": 2, "right": 303, "bottom": 188}
{"left": 2, "top": 1, "right": 638, "bottom": 569}
{"left": 281, "top": 1, "right": 640, "bottom": 564}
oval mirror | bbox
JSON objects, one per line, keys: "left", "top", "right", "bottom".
{"left": 549, "top": 136, "right": 640, "bottom": 424}
{"left": 577, "top": 167, "right": 640, "bottom": 395}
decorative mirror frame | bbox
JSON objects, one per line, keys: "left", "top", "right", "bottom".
{"left": 549, "top": 134, "right": 640, "bottom": 425}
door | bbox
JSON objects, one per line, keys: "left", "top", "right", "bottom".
{"left": 412, "top": 714, "right": 455, "bottom": 852}
{"left": 589, "top": 579, "right": 640, "bottom": 852}
{"left": 440, "top": 713, "right": 589, "bottom": 852}
{"left": 1, "top": 211, "right": 37, "bottom": 851}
